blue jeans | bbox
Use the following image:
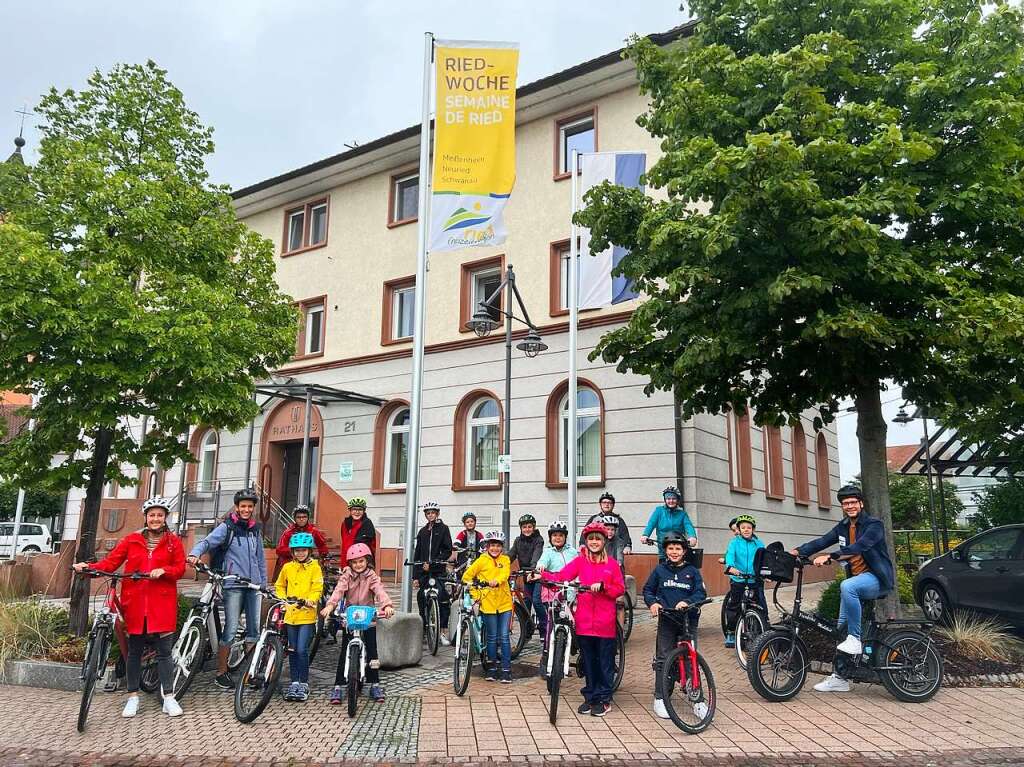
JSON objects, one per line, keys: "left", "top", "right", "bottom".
{"left": 482, "top": 610, "right": 512, "bottom": 672}
{"left": 286, "top": 623, "right": 313, "bottom": 683}
{"left": 839, "top": 572, "right": 882, "bottom": 639}
{"left": 524, "top": 580, "right": 546, "bottom": 637}
{"left": 578, "top": 635, "right": 615, "bottom": 705}
{"left": 222, "top": 587, "right": 262, "bottom": 647}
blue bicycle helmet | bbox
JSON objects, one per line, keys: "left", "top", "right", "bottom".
{"left": 289, "top": 532, "right": 315, "bottom": 549}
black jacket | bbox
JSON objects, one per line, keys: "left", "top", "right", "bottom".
{"left": 414, "top": 520, "right": 453, "bottom": 575}
{"left": 509, "top": 530, "right": 545, "bottom": 570}
{"left": 579, "top": 511, "right": 633, "bottom": 564}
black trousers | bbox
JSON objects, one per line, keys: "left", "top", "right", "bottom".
{"left": 126, "top": 632, "right": 174, "bottom": 695}
{"left": 653, "top": 612, "right": 698, "bottom": 700}
{"left": 416, "top": 572, "right": 451, "bottom": 628}
{"left": 336, "top": 626, "right": 380, "bottom": 685}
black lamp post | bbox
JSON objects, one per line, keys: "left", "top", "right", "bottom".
{"left": 893, "top": 405, "right": 941, "bottom": 557}
{"left": 465, "top": 264, "right": 547, "bottom": 540}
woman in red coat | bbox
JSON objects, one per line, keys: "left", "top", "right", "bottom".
{"left": 74, "top": 497, "right": 186, "bottom": 718}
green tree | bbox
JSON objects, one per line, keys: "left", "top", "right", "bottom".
{"left": 0, "top": 482, "right": 64, "bottom": 523}
{"left": 886, "top": 472, "right": 963, "bottom": 530}
{"left": 0, "top": 62, "right": 297, "bottom": 633}
{"left": 577, "top": 1, "right": 1024, "bottom": 616}
{"left": 969, "top": 478, "right": 1024, "bottom": 531}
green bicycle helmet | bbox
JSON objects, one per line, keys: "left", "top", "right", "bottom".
{"left": 518, "top": 514, "right": 536, "bottom": 526}
{"left": 348, "top": 497, "right": 367, "bottom": 510}
{"left": 735, "top": 514, "right": 756, "bottom": 528}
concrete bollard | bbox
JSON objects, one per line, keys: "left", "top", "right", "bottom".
{"left": 377, "top": 611, "right": 424, "bottom": 669}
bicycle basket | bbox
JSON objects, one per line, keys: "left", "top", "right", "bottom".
{"left": 755, "top": 542, "right": 796, "bottom": 583}
{"left": 344, "top": 605, "right": 377, "bottom": 631}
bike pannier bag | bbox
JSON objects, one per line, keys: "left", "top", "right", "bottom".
{"left": 755, "top": 542, "right": 796, "bottom": 583}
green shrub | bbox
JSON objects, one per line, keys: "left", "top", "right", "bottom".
{"left": 816, "top": 572, "right": 845, "bottom": 622}
{"left": 897, "top": 569, "right": 915, "bottom": 606}
{"left": 0, "top": 597, "right": 71, "bottom": 672}
{"left": 937, "top": 613, "right": 1024, "bottom": 662}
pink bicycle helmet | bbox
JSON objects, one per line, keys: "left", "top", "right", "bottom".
{"left": 346, "top": 543, "right": 372, "bottom": 562}
{"left": 581, "top": 521, "right": 611, "bottom": 540}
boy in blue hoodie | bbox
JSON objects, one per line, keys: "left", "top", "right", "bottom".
{"left": 722, "top": 514, "right": 766, "bottom": 647}
{"left": 642, "top": 531, "right": 706, "bottom": 719}
{"left": 641, "top": 486, "right": 697, "bottom": 561}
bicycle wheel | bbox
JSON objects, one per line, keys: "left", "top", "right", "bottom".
{"left": 735, "top": 609, "right": 767, "bottom": 670}
{"left": 77, "top": 626, "right": 109, "bottom": 733}
{"left": 661, "top": 645, "right": 716, "bottom": 734}
{"left": 425, "top": 598, "right": 441, "bottom": 656}
{"left": 547, "top": 631, "right": 567, "bottom": 725}
{"left": 618, "top": 592, "right": 635, "bottom": 643}
{"left": 746, "top": 630, "right": 807, "bottom": 702}
{"left": 347, "top": 642, "right": 361, "bottom": 718}
{"left": 611, "top": 625, "right": 626, "bottom": 692}
{"left": 170, "top": 620, "right": 207, "bottom": 701}
{"left": 233, "top": 634, "right": 283, "bottom": 723}
{"left": 453, "top": 616, "right": 474, "bottom": 697}
{"left": 877, "top": 630, "right": 943, "bottom": 702}
{"left": 139, "top": 648, "right": 160, "bottom": 694}
{"left": 509, "top": 600, "right": 530, "bottom": 660}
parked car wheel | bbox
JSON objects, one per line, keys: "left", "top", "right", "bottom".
{"left": 918, "top": 582, "right": 950, "bottom": 625}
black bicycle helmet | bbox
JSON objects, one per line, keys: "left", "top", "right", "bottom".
{"left": 233, "top": 487, "right": 259, "bottom": 505}
{"left": 292, "top": 504, "right": 310, "bottom": 516}
{"left": 518, "top": 514, "right": 536, "bottom": 526}
{"left": 548, "top": 521, "right": 568, "bottom": 537}
{"left": 661, "top": 531, "right": 689, "bottom": 547}
{"left": 462, "top": 511, "right": 477, "bottom": 522}
{"left": 836, "top": 484, "right": 864, "bottom": 502}
{"left": 598, "top": 492, "right": 616, "bottom": 506}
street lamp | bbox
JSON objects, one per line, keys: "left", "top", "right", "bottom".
{"left": 464, "top": 264, "right": 547, "bottom": 539}
{"left": 893, "top": 404, "right": 941, "bottom": 557}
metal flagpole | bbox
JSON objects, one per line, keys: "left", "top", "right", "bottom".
{"left": 401, "top": 31, "right": 435, "bottom": 613}
{"left": 568, "top": 149, "right": 580, "bottom": 545}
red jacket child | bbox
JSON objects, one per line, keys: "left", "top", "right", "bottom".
{"left": 93, "top": 531, "right": 186, "bottom": 635}
{"left": 275, "top": 522, "right": 329, "bottom": 564}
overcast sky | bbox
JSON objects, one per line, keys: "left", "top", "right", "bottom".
{"left": 2, "top": 1, "right": 687, "bottom": 188}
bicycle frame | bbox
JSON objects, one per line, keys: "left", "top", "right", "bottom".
{"left": 247, "top": 595, "right": 288, "bottom": 678}
{"left": 542, "top": 583, "right": 577, "bottom": 678}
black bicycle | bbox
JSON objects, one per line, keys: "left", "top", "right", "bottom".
{"left": 309, "top": 554, "right": 342, "bottom": 663}
{"left": 406, "top": 559, "right": 450, "bottom": 656}
{"left": 725, "top": 571, "right": 768, "bottom": 670}
{"left": 509, "top": 569, "right": 538, "bottom": 660}
{"left": 746, "top": 556, "right": 943, "bottom": 703}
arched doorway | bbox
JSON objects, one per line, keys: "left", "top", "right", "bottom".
{"left": 259, "top": 400, "right": 324, "bottom": 515}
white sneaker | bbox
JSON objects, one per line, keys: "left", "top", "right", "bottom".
{"left": 652, "top": 698, "right": 670, "bottom": 719}
{"left": 813, "top": 673, "right": 851, "bottom": 692}
{"left": 162, "top": 695, "right": 183, "bottom": 717}
{"left": 440, "top": 634, "right": 451, "bottom": 647}
{"left": 836, "top": 635, "right": 863, "bottom": 655}
{"left": 122, "top": 695, "right": 139, "bottom": 718}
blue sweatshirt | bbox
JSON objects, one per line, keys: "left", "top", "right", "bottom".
{"left": 642, "top": 559, "right": 707, "bottom": 610}
{"left": 725, "top": 534, "right": 765, "bottom": 583}
{"left": 189, "top": 514, "right": 268, "bottom": 588}
{"left": 642, "top": 505, "right": 697, "bottom": 558}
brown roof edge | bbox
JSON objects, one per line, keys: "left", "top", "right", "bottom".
{"left": 231, "top": 22, "right": 698, "bottom": 201}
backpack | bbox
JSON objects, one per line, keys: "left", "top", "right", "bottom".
{"left": 755, "top": 541, "right": 797, "bottom": 584}
{"left": 208, "top": 524, "right": 235, "bottom": 571}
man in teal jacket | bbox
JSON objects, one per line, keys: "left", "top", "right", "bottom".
{"left": 641, "top": 486, "right": 698, "bottom": 561}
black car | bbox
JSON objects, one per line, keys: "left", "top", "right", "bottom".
{"left": 914, "top": 523, "right": 1024, "bottom": 626}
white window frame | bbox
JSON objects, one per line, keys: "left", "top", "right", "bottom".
{"left": 559, "top": 115, "right": 595, "bottom": 175}
{"left": 559, "top": 387, "right": 601, "bottom": 482}
{"left": 309, "top": 202, "right": 328, "bottom": 246}
{"left": 558, "top": 244, "right": 571, "bottom": 311}
{"left": 384, "top": 408, "right": 411, "bottom": 489}
{"left": 472, "top": 267, "right": 503, "bottom": 323}
{"left": 392, "top": 173, "right": 419, "bottom": 222}
{"left": 392, "top": 286, "right": 415, "bottom": 340}
{"left": 198, "top": 430, "right": 218, "bottom": 492}
{"left": 466, "top": 398, "right": 500, "bottom": 485}
{"left": 304, "top": 302, "right": 325, "bottom": 355}
{"left": 287, "top": 209, "right": 305, "bottom": 252}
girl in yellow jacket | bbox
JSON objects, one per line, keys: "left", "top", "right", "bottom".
{"left": 274, "top": 532, "right": 323, "bottom": 702}
{"left": 462, "top": 530, "right": 513, "bottom": 683}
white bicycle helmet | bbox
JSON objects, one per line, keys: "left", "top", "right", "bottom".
{"left": 482, "top": 530, "right": 506, "bottom": 545}
{"left": 421, "top": 501, "right": 441, "bottom": 513}
{"left": 142, "top": 497, "right": 172, "bottom": 513}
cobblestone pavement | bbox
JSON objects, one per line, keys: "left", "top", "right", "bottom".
{"left": 1, "top": 582, "right": 1022, "bottom": 764}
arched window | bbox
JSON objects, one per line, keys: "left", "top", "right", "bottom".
{"left": 727, "top": 409, "right": 754, "bottom": 492}
{"left": 792, "top": 423, "right": 810, "bottom": 504}
{"left": 545, "top": 380, "right": 605, "bottom": 487}
{"left": 815, "top": 432, "right": 831, "bottom": 509}
{"left": 452, "top": 391, "right": 503, "bottom": 490}
{"left": 385, "top": 408, "right": 410, "bottom": 488}
{"left": 197, "top": 429, "right": 218, "bottom": 492}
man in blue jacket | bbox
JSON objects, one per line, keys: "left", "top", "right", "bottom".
{"left": 187, "top": 487, "right": 268, "bottom": 689}
{"left": 791, "top": 484, "right": 896, "bottom": 692}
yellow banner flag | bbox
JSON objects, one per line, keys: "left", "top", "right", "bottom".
{"left": 430, "top": 41, "right": 519, "bottom": 252}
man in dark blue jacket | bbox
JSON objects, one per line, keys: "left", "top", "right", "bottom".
{"left": 642, "top": 531, "right": 707, "bottom": 719}
{"left": 791, "top": 484, "right": 895, "bottom": 692}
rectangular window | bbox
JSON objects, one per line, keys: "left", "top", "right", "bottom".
{"left": 281, "top": 197, "right": 329, "bottom": 255}
{"left": 559, "top": 245, "right": 571, "bottom": 311}
{"left": 389, "top": 172, "right": 419, "bottom": 225}
{"left": 381, "top": 276, "right": 416, "bottom": 345}
{"left": 473, "top": 269, "right": 503, "bottom": 323}
{"left": 764, "top": 426, "right": 785, "bottom": 499}
{"left": 295, "top": 297, "right": 326, "bottom": 358}
{"left": 555, "top": 109, "right": 597, "bottom": 179}
{"left": 459, "top": 255, "right": 504, "bottom": 332}
{"left": 728, "top": 410, "right": 754, "bottom": 492}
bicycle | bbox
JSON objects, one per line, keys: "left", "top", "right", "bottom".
{"left": 617, "top": 590, "right": 635, "bottom": 643}
{"left": 406, "top": 558, "right": 451, "bottom": 656}
{"left": 73, "top": 568, "right": 151, "bottom": 732}
{"left": 339, "top": 604, "right": 379, "bottom": 718}
{"left": 309, "top": 554, "right": 342, "bottom": 663}
{"left": 232, "top": 585, "right": 306, "bottom": 723}
{"left": 452, "top": 580, "right": 516, "bottom": 695}
{"left": 658, "top": 602, "right": 716, "bottom": 734}
{"left": 746, "top": 556, "right": 943, "bottom": 703}
{"left": 725, "top": 570, "right": 768, "bottom": 670}
{"left": 168, "top": 561, "right": 248, "bottom": 701}
{"left": 508, "top": 569, "right": 538, "bottom": 660}
{"left": 538, "top": 578, "right": 580, "bottom": 724}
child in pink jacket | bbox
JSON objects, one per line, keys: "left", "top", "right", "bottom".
{"left": 553, "top": 521, "right": 625, "bottom": 717}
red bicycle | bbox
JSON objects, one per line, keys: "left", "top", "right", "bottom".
{"left": 658, "top": 601, "right": 716, "bottom": 734}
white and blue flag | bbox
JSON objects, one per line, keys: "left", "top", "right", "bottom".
{"left": 577, "top": 152, "right": 646, "bottom": 309}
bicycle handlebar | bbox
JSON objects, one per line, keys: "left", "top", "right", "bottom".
{"left": 661, "top": 598, "right": 713, "bottom": 613}
{"left": 72, "top": 568, "right": 151, "bottom": 580}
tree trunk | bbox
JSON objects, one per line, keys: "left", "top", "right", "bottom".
{"left": 854, "top": 385, "right": 901, "bottom": 619}
{"left": 69, "top": 426, "right": 114, "bottom": 636}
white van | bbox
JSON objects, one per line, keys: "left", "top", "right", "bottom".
{"left": 0, "top": 522, "right": 54, "bottom": 556}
